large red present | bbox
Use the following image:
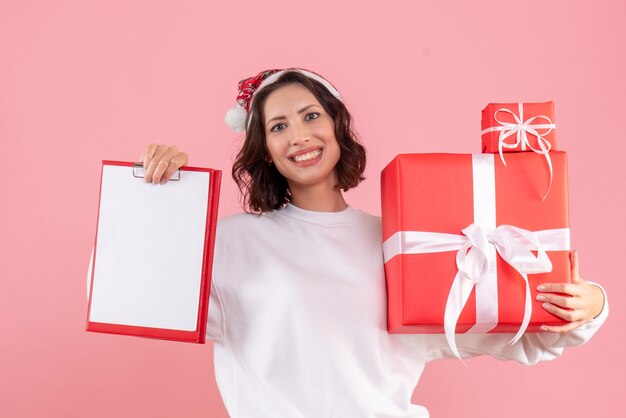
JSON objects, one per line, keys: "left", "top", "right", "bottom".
{"left": 381, "top": 152, "right": 571, "bottom": 355}
{"left": 481, "top": 102, "right": 557, "bottom": 154}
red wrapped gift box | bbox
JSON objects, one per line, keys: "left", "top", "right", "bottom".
{"left": 482, "top": 102, "right": 556, "bottom": 154}
{"left": 381, "top": 152, "right": 571, "bottom": 340}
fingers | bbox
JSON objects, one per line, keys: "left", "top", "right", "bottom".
{"left": 162, "top": 152, "right": 188, "bottom": 183}
{"left": 151, "top": 146, "right": 182, "bottom": 184}
{"left": 536, "top": 252, "right": 602, "bottom": 333}
{"left": 536, "top": 282, "right": 583, "bottom": 296}
{"left": 540, "top": 301, "right": 584, "bottom": 322}
{"left": 538, "top": 280, "right": 605, "bottom": 332}
{"left": 536, "top": 292, "right": 580, "bottom": 310}
{"left": 570, "top": 249, "right": 581, "bottom": 282}
{"left": 540, "top": 320, "right": 584, "bottom": 333}
{"left": 145, "top": 145, "right": 170, "bottom": 183}
{"left": 141, "top": 143, "right": 160, "bottom": 172}
{"left": 140, "top": 144, "right": 188, "bottom": 184}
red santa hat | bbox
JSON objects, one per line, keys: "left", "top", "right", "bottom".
{"left": 224, "top": 67, "right": 343, "bottom": 133}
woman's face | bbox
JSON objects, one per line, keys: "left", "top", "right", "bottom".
{"left": 263, "top": 83, "right": 341, "bottom": 191}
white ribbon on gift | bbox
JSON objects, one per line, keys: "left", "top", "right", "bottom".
{"left": 481, "top": 103, "right": 556, "bottom": 200}
{"left": 382, "top": 154, "right": 571, "bottom": 361}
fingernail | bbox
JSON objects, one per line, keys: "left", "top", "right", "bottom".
{"left": 160, "top": 179, "right": 166, "bottom": 185}
{"left": 540, "top": 326, "right": 548, "bottom": 331}
{"left": 536, "top": 295, "right": 546, "bottom": 301}
{"left": 543, "top": 303, "right": 551, "bottom": 310}
{"left": 537, "top": 285, "right": 546, "bottom": 291}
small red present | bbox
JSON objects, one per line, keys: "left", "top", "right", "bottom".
{"left": 381, "top": 152, "right": 571, "bottom": 357}
{"left": 481, "top": 102, "right": 556, "bottom": 154}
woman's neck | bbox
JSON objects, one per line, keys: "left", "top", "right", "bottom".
{"left": 288, "top": 181, "right": 348, "bottom": 212}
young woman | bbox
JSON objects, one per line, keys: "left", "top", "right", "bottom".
{"left": 136, "top": 68, "right": 608, "bottom": 417}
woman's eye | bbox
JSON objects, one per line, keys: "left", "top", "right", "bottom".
{"left": 270, "top": 123, "right": 286, "bottom": 132}
{"left": 305, "top": 112, "right": 320, "bottom": 121}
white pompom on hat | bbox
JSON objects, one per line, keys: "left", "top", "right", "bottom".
{"left": 223, "top": 67, "right": 343, "bottom": 133}
{"left": 224, "top": 104, "right": 248, "bottom": 133}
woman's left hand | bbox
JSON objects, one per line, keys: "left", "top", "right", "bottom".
{"left": 535, "top": 250, "right": 605, "bottom": 333}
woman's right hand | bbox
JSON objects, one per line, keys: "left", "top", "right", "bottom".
{"left": 138, "top": 144, "right": 189, "bottom": 184}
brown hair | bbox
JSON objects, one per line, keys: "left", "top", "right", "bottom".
{"left": 232, "top": 70, "right": 366, "bottom": 213}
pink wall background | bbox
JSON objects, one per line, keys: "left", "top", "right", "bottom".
{"left": 1, "top": 1, "right": 624, "bottom": 417}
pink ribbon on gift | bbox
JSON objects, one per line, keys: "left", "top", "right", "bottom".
{"left": 481, "top": 103, "right": 556, "bottom": 200}
{"left": 382, "top": 154, "right": 570, "bottom": 363}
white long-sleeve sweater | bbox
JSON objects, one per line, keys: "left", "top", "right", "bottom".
{"left": 87, "top": 203, "right": 609, "bottom": 418}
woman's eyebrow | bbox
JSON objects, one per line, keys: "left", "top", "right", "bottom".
{"left": 266, "top": 104, "right": 320, "bottom": 127}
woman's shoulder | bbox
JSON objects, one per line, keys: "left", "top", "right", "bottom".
{"left": 357, "top": 208, "right": 381, "bottom": 221}
{"left": 213, "top": 213, "right": 263, "bottom": 254}
{"left": 217, "top": 211, "right": 263, "bottom": 233}
{"left": 216, "top": 210, "right": 284, "bottom": 236}
{"left": 354, "top": 208, "right": 382, "bottom": 228}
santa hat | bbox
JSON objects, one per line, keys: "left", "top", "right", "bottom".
{"left": 224, "top": 67, "right": 343, "bottom": 133}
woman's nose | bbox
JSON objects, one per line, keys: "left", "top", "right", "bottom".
{"left": 289, "top": 123, "right": 311, "bottom": 145}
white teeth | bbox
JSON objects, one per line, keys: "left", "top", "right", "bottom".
{"left": 293, "top": 149, "right": 322, "bottom": 162}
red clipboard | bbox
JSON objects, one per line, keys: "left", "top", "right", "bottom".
{"left": 86, "top": 161, "right": 221, "bottom": 343}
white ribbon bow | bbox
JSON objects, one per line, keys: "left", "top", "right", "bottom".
{"left": 383, "top": 225, "right": 570, "bottom": 362}
{"left": 481, "top": 103, "right": 556, "bottom": 200}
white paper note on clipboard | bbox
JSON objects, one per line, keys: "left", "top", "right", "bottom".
{"left": 86, "top": 161, "right": 221, "bottom": 343}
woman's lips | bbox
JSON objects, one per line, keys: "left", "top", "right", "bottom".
{"left": 289, "top": 147, "right": 323, "bottom": 167}
{"left": 292, "top": 148, "right": 322, "bottom": 162}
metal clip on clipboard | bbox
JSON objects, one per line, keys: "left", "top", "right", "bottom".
{"left": 132, "top": 163, "right": 181, "bottom": 181}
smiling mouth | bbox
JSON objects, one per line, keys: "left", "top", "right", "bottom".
{"left": 290, "top": 148, "right": 322, "bottom": 163}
